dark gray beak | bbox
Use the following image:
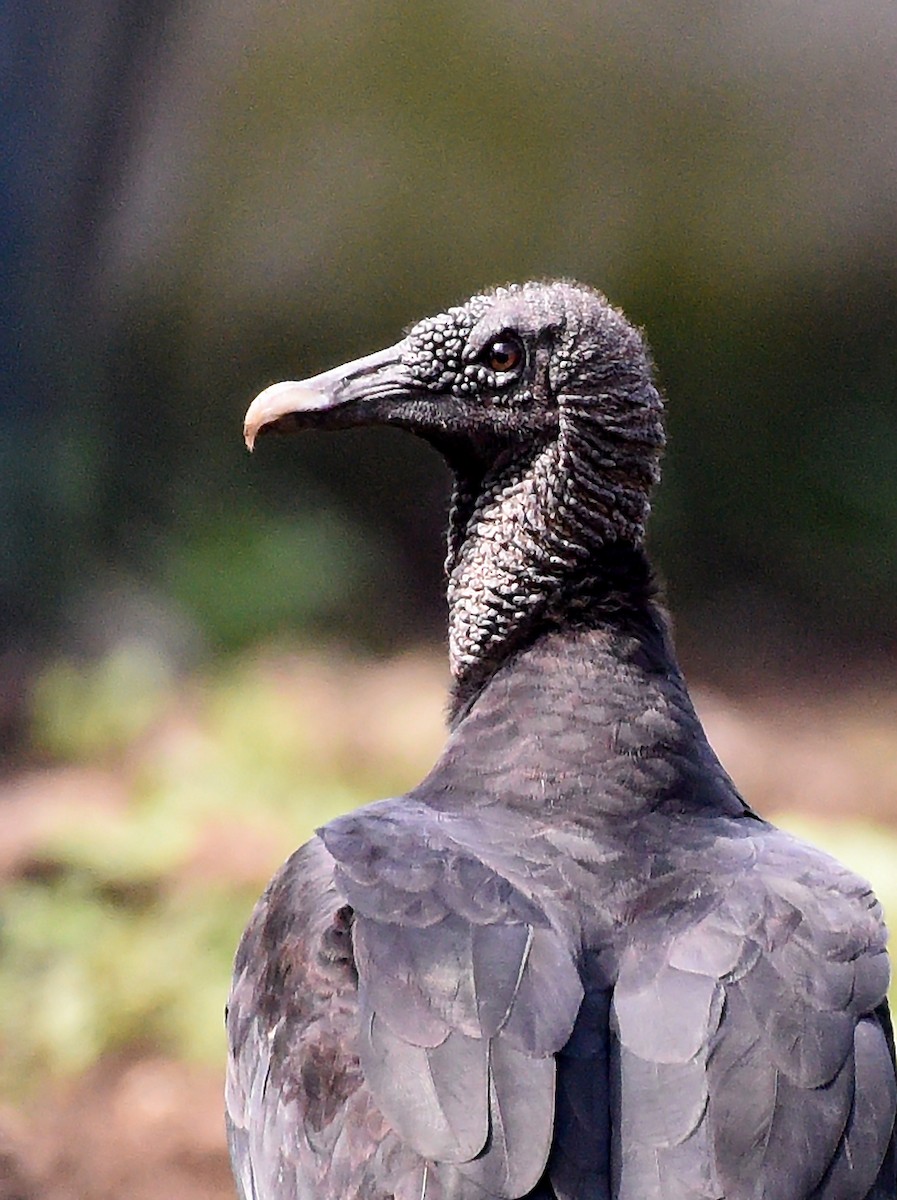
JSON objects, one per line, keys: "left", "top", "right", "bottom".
{"left": 244, "top": 340, "right": 412, "bottom": 451}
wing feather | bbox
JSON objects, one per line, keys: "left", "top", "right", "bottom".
{"left": 322, "top": 801, "right": 584, "bottom": 1199}
{"left": 607, "top": 824, "right": 895, "bottom": 1198}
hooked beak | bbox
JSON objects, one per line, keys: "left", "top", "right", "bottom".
{"left": 244, "top": 340, "right": 413, "bottom": 451}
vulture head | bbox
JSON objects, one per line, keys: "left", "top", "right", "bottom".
{"left": 244, "top": 281, "right": 665, "bottom": 695}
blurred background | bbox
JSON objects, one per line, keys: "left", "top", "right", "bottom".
{"left": 2, "top": 3, "right": 896, "bottom": 1197}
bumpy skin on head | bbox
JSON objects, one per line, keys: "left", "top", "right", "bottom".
{"left": 403, "top": 283, "right": 665, "bottom": 700}
{"left": 400, "top": 281, "right": 664, "bottom": 539}
{"left": 231, "top": 282, "right": 897, "bottom": 1200}
{"left": 243, "top": 281, "right": 666, "bottom": 699}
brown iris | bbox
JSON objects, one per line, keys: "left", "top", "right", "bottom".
{"left": 485, "top": 336, "right": 523, "bottom": 374}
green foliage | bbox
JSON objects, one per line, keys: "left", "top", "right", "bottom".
{"left": 31, "top": 644, "right": 174, "bottom": 761}
{"left": 1, "top": 650, "right": 444, "bottom": 1096}
{"left": 160, "top": 509, "right": 379, "bottom": 652}
{"left": 1, "top": 876, "right": 250, "bottom": 1079}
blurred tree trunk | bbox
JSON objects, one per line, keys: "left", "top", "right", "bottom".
{"left": 0, "top": 0, "right": 177, "bottom": 736}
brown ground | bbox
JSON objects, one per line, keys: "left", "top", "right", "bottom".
{"left": 0, "top": 1057, "right": 231, "bottom": 1200}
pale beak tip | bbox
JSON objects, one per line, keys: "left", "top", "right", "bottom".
{"left": 242, "top": 380, "right": 334, "bottom": 454}
{"left": 243, "top": 392, "right": 270, "bottom": 453}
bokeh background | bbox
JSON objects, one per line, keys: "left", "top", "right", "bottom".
{"left": 2, "top": 4, "right": 897, "bottom": 1197}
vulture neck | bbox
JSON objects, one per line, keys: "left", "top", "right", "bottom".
{"left": 445, "top": 431, "right": 657, "bottom": 723}
{"left": 430, "top": 610, "right": 747, "bottom": 824}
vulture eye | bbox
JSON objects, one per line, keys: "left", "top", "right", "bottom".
{"left": 484, "top": 335, "right": 524, "bottom": 376}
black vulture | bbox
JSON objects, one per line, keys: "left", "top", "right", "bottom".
{"left": 228, "top": 281, "right": 896, "bottom": 1199}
